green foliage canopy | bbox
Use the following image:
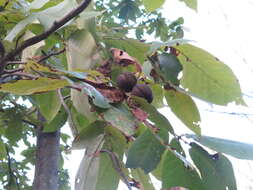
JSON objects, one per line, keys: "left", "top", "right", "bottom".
{"left": 0, "top": 0, "right": 250, "bottom": 190}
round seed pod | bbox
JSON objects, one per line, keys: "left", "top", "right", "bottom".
{"left": 131, "top": 83, "right": 153, "bottom": 103}
{"left": 116, "top": 72, "right": 137, "bottom": 92}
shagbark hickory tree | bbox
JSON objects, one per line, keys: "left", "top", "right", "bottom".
{"left": 0, "top": 0, "right": 252, "bottom": 189}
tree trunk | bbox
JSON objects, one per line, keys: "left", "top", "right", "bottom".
{"left": 32, "top": 128, "right": 60, "bottom": 190}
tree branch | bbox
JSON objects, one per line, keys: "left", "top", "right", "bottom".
{"left": 33, "top": 129, "right": 61, "bottom": 190}
{"left": 0, "top": 0, "right": 92, "bottom": 74}
{"left": 6, "top": 146, "right": 20, "bottom": 190}
{"left": 38, "top": 48, "right": 66, "bottom": 63}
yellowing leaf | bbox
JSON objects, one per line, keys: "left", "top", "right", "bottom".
{"left": 24, "top": 60, "right": 56, "bottom": 73}
{"left": 0, "top": 77, "right": 69, "bottom": 95}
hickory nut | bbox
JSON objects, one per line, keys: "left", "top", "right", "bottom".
{"left": 131, "top": 84, "right": 153, "bottom": 103}
{"left": 116, "top": 72, "right": 137, "bottom": 92}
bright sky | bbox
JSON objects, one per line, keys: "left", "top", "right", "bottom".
{"left": 65, "top": 0, "right": 253, "bottom": 189}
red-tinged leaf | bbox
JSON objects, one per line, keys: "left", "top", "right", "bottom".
{"left": 132, "top": 96, "right": 174, "bottom": 134}
{"left": 131, "top": 107, "right": 148, "bottom": 122}
{"left": 97, "top": 87, "right": 125, "bottom": 103}
{"left": 111, "top": 48, "right": 142, "bottom": 72}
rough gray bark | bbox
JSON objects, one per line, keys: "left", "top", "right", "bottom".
{"left": 32, "top": 129, "right": 60, "bottom": 190}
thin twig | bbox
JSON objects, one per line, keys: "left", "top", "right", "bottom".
{"left": 0, "top": 0, "right": 92, "bottom": 74}
{"left": 38, "top": 48, "right": 66, "bottom": 63}
{"left": 3, "top": 68, "right": 24, "bottom": 74}
{"left": 3, "top": 0, "right": 9, "bottom": 8}
{"left": 1, "top": 72, "right": 38, "bottom": 82}
{"left": 100, "top": 149, "right": 133, "bottom": 190}
{"left": 111, "top": 25, "right": 148, "bottom": 31}
{"left": 15, "top": 32, "right": 25, "bottom": 50}
{"left": 6, "top": 146, "right": 21, "bottom": 190}
{"left": 63, "top": 95, "right": 71, "bottom": 100}
{"left": 21, "top": 119, "right": 37, "bottom": 127}
{"left": 6, "top": 61, "right": 26, "bottom": 66}
{"left": 57, "top": 88, "right": 78, "bottom": 137}
{"left": 30, "top": 67, "right": 47, "bottom": 77}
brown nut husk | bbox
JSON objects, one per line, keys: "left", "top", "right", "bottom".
{"left": 131, "top": 83, "right": 153, "bottom": 103}
{"left": 116, "top": 72, "right": 137, "bottom": 92}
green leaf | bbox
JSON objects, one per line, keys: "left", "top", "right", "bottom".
{"left": 158, "top": 53, "right": 182, "bottom": 85}
{"left": 187, "top": 135, "right": 253, "bottom": 160}
{"left": 72, "top": 120, "right": 106, "bottom": 149}
{"left": 80, "top": 82, "right": 111, "bottom": 109}
{"left": 96, "top": 127, "right": 125, "bottom": 190}
{"left": 131, "top": 169, "right": 155, "bottom": 190}
{"left": 132, "top": 96, "right": 174, "bottom": 134}
{"left": 189, "top": 143, "right": 237, "bottom": 190}
{"left": 66, "top": 29, "right": 97, "bottom": 70}
{"left": 0, "top": 77, "right": 69, "bottom": 95}
{"left": 126, "top": 129, "right": 166, "bottom": 173}
{"left": 118, "top": 1, "right": 140, "bottom": 22}
{"left": 66, "top": 27, "right": 98, "bottom": 121}
{"left": 150, "top": 84, "right": 164, "bottom": 108}
{"left": 176, "top": 44, "right": 244, "bottom": 105}
{"left": 5, "top": 118, "right": 23, "bottom": 144}
{"left": 0, "top": 139, "right": 6, "bottom": 160}
{"left": 170, "top": 138, "right": 185, "bottom": 156}
{"left": 4, "top": 14, "right": 37, "bottom": 42}
{"left": 103, "top": 105, "right": 136, "bottom": 136}
{"left": 142, "top": 0, "right": 165, "bottom": 12}
{"left": 77, "top": 10, "right": 105, "bottom": 29}
{"left": 36, "top": 0, "right": 77, "bottom": 29}
{"left": 95, "top": 150, "right": 120, "bottom": 190}
{"left": 149, "top": 39, "right": 192, "bottom": 54}
{"left": 75, "top": 135, "right": 104, "bottom": 190}
{"left": 28, "top": 0, "right": 65, "bottom": 12}
{"left": 165, "top": 90, "right": 201, "bottom": 135}
{"left": 5, "top": 0, "right": 76, "bottom": 41}
{"left": 178, "top": 0, "right": 198, "bottom": 11}
{"left": 104, "top": 38, "right": 150, "bottom": 63}
{"left": 151, "top": 150, "right": 166, "bottom": 180}
{"left": 33, "top": 91, "right": 61, "bottom": 122}
{"left": 43, "top": 106, "right": 68, "bottom": 132}
{"left": 75, "top": 127, "right": 125, "bottom": 190}
{"left": 70, "top": 105, "right": 90, "bottom": 132}
{"left": 28, "top": 0, "right": 51, "bottom": 10}
{"left": 162, "top": 150, "right": 204, "bottom": 189}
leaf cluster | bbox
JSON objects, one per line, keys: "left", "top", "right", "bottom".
{"left": 0, "top": 0, "right": 250, "bottom": 190}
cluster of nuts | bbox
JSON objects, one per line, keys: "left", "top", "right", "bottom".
{"left": 116, "top": 72, "right": 153, "bottom": 103}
